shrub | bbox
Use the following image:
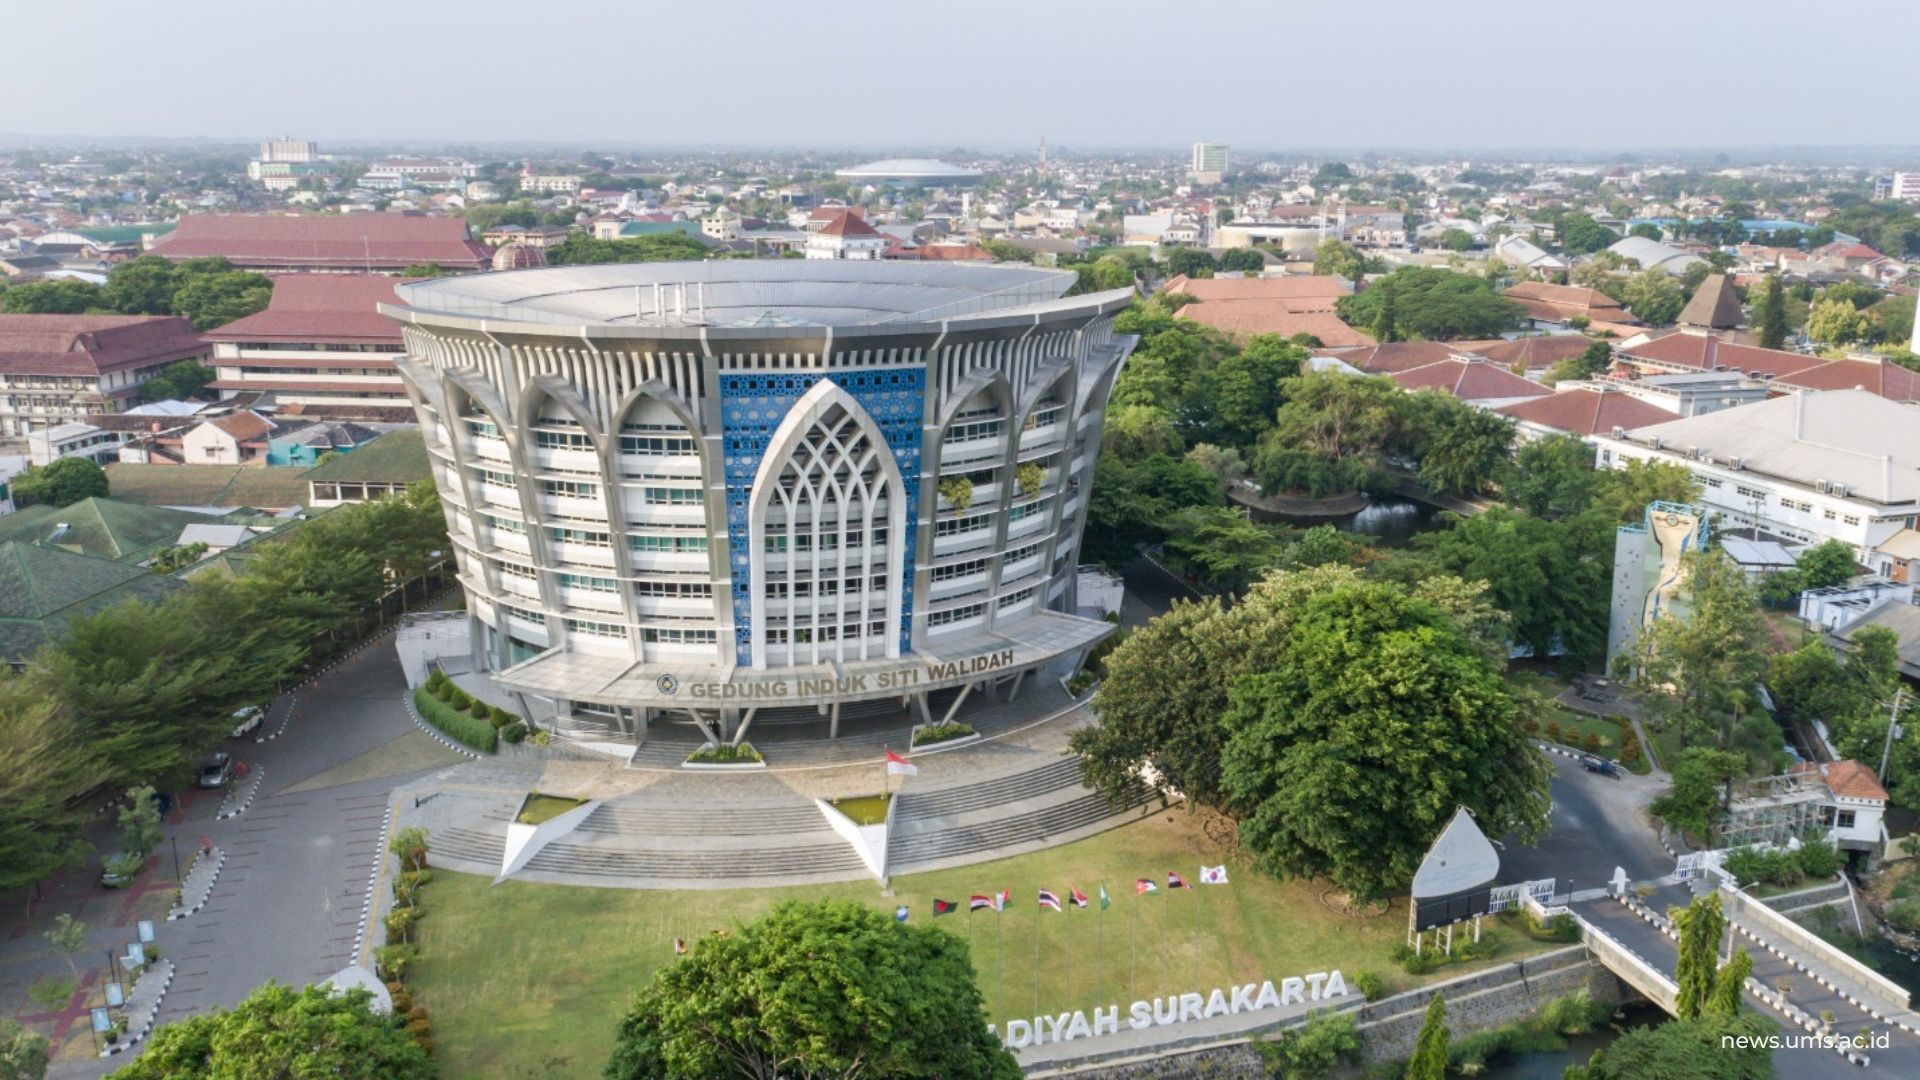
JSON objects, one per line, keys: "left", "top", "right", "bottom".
{"left": 413, "top": 687, "right": 497, "bottom": 752}
{"left": 501, "top": 721, "right": 528, "bottom": 744}
{"left": 373, "top": 943, "right": 417, "bottom": 982}
{"left": 687, "top": 742, "right": 763, "bottom": 764}
{"left": 490, "top": 705, "right": 515, "bottom": 727}
{"left": 1067, "top": 671, "right": 1094, "bottom": 696}
{"left": 1795, "top": 837, "right": 1842, "bottom": 880}
{"left": 1582, "top": 731, "right": 1603, "bottom": 753}
{"left": 1392, "top": 944, "right": 1443, "bottom": 975}
{"left": 405, "top": 1017, "right": 431, "bottom": 1039}
{"left": 388, "top": 986, "right": 414, "bottom": 1014}
{"left": 389, "top": 826, "right": 430, "bottom": 873}
{"left": 1016, "top": 462, "right": 1046, "bottom": 498}
{"left": 384, "top": 907, "right": 418, "bottom": 942}
{"left": 533, "top": 729, "right": 551, "bottom": 746}
{"left": 1722, "top": 845, "right": 1804, "bottom": 888}
{"left": 1621, "top": 738, "right": 1643, "bottom": 767}
{"left": 1544, "top": 721, "right": 1561, "bottom": 743}
{"left": 424, "top": 669, "right": 447, "bottom": 694}
{"left": 1521, "top": 717, "right": 1540, "bottom": 735}
{"left": 28, "top": 977, "right": 76, "bottom": 1010}
{"left": 1354, "top": 970, "right": 1385, "bottom": 1001}
{"left": 912, "top": 721, "right": 976, "bottom": 747}
{"left": 468, "top": 698, "right": 491, "bottom": 720}
{"left": 447, "top": 687, "right": 472, "bottom": 710}
{"left": 1886, "top": 898, "right": 1920, "bottom": 933}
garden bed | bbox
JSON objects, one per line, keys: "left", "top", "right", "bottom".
{"left": 909, "top": 721, "right": 979, "bottom": 751}
{"left": 682, "top": 742, "right": 765, "bottom": 769}
{"left": 412, "top": 687, "right": 497, "bottom": 753}
{"left": 825, "top": 794, "right": 891, "bottom": 826}
{"left": 515, "top": 794, "right": 588, "bottom": 827}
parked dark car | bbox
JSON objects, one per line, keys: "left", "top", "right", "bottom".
{"left": 1580, "top": 755, "right": 1621, "bottom": 778}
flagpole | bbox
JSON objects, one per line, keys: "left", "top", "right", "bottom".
{"left": 1129, "top": 885, "right": 1138, "bottom": 1001}
{"left": 1032, "top": 896, "right": 1041, "bottom": 1019}
{"left": 1191, "top": 875, "right": 1201, "bottom": 989}
{"left": 1065, "top": 894, "right": 1074, "bottom": 1011}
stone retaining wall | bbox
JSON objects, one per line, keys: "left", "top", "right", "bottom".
{"left": 1031, "top": 948, "right": 1627, "bottom": 1077}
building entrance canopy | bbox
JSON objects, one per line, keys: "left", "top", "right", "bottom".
{"left": 495, "top": 610, "right": 1112, "bottom": 710}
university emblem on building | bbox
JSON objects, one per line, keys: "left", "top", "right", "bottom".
{"left": 656, "top": 674, "right": 678, "bottom": 696}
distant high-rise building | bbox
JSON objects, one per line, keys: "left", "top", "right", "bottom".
{"left": 258, "top": 138, "right": 318, "bottom": 163}
{"left": 1190, "top": 142, "right": 1230, "bottom": 185}
{"left": 1891, "top": 172, "right": 1920, "bottom": 203}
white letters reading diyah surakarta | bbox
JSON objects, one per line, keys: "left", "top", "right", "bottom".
{"left": 995, "top": 971, "right": 1348, "bottom": 1049}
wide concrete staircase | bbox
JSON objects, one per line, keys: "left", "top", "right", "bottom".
{"left": 886, "top": 754, "right": 1160, "bottom": 874}
{"left": 429, "top": 784, "right": 871, "bottom": 888}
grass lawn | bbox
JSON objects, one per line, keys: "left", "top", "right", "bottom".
{"left": 409, "top": 812, "right": 1553, "bottom": 1080}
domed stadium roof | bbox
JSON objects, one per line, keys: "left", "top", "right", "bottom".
{"left": 834, "top": 158, "right": 982, "bottom": 182}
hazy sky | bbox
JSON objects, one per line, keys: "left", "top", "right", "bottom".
{"left": 6, "top": 0, "right": 1917, "bottom": 152}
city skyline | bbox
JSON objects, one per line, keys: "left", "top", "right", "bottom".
{"left": 5, "top": 0, "right": 1918, "bottom": 152}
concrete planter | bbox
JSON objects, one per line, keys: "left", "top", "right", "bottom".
{"left": 681, "top": 759, "right": 769, "bottom": 771}
{"left": 910, "top": 727, "right": 982, "bottom": 752}
{"left": 817, "top": 795, "right": 894, "bottom": 882}
{"left": 497, "top": 795, "right": 599, "bottom": 882}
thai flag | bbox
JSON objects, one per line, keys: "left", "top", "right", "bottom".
{"left": 1037, "top": 888, "right": 1062, "bottom": 911}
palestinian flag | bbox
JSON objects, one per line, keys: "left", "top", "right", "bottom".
{"left": 1037, "top": 888, "right": 1062, "bottom": 911}
{"left": 1135, "top": 878, "right": 1158, "bottom": 895}
{"left": 1069, "top": 888, "right": 1090, "bottom": 909}
{"left": 933, "top": 899, "right": 958, "bottom": 917}
{"left": 1099, "top": 884, "right": 1111, "bottom": 910}
{"left": 1167, "top": 871, "right": 1189, "bottom": 890}
{"left": 969, "top": 894, "right": 993, "bottom": 911}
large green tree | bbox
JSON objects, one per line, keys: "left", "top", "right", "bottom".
{"left": 1588, "top": 459, "right": 1702, "bottom": 525}
{"left": 605, "top": 901, "right": 1018, "bottom": 1080}
{"left": 1218, "top": 579, "right": 1551, "bottom": 900}
{"left": 1622, "top": 551, "right": 1769, "bottom": 755}
{"left": 1622, "top": 270, "right": 1685, "bottom": 326}
{"left": 1402, "top": 391, "right": 1515, "bottom": 496}
{"left": 1334, "top": 267, "right": 1523, "bottom": 341}
{"left": 1501, "top": 434, "right": 1598, "bottom": 518}
{"left": 1559, "top": 213, "right": 1619, "bottom": 255}
{"left": 1160, "top": 506, "right": 1290, "bottom": 594}
{"left": 1416, "top": 508, "right": 1613, "bottom": 659}
{"left": 546, "top": 233, "right": 711, "bottom": 265}
{"left": 1756, "top": 275, "right": 1789, "bottom": 350}
{"left": 1651, "top": 747, "right": 1747, "bottom": 838}
{"left": 0, "top": 679, "right": 100, "bottom": 891}
{"left": 0, "top": 1017, "right": 48, "bottom": 1080}
{"left": 12, "top": 457, "right": 108, "bottom": 508}
{"left": 107, "top": 984, "right": 431, "bottom": 1080}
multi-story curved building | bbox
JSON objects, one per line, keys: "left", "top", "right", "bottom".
{"left": 382, "top": 261, "right": 1135, "bottom": 740}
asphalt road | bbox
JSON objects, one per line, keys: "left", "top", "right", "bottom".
{"left": 1497, "top": 751, "right": 1674, "bottom": 893}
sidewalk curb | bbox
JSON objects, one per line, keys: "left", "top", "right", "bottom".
{"left": 166, "top": 847, "right": 225, "bottom": 921}
{"left": 403, "top": 693, "right": 485, "bottom": 759}
{"left": 355, "top": 803, "right": 395, "bottom": 967}
{"left": 215, "top": 765, "right": 265, "bottom": 821}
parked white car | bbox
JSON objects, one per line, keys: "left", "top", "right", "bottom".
{"left": 230, "top": 705, "right": 267, "bottom": 739}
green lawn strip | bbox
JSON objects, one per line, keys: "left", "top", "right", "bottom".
{"left": 410, "top": 815, "right": 1555, "bottom": 1080}
{"left": 515, "top": 794, "right": 587, "bottom": 826}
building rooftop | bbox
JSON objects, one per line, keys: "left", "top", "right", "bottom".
{"left": 1611, "top": 389, "right": 1920, "bottom": 506}
{"left": 302, "top": 429, "right": 429, "bottom": 485}
{"left": 203, "top": 274, "right": 406, "bottom": 344}
{"left": 0, "top": 541, "right": 183, "bottom": 660}
{"left": 387, "top": 261, "right": 1125, "bottom": 333}
{"left": 1678, "top": 273, "right": 1743, "bottom": 329}
{"left": 1495, "top": 386, "right": 1675, "bottom": 435}
{"left": 148, "top": 213, "right": 490, "bottom": 271}
{"left": 0, "top": 314, "right": 205, "bottom": 379}
{"left": 0, "top": 497, "right": 213, "bottom": 563}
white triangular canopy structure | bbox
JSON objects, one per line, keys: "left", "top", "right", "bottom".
{"left": 1410, "top": 807, "right": 1501, "bottom": 899}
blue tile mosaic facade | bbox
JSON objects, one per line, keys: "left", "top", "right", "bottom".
{"left": 719, "top": 370, "right": 925, "bottom": 664}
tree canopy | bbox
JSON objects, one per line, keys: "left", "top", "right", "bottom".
{"left": 605, "top": 900, "right": 1018, "bottom": 1080}
{"left": 546, "top": 233, "right": 712, "bottom": 265}
{"left": 1334, "top": 267, "right": 1523, "bottom": 341}
{"left": 1416, "top": 507, "right": 1613, "bottom": 659}
{"left": 107, "top": 984, "right": 431, "bottom": 1080}
{"left": 0, "top": 255, "right": 272, "bottom": 331}
{"left": 1218, "top": 577, "right": 1551, "bottom": 900}
{"left": 12, "top": 457, "right": 108, "bottom": 508}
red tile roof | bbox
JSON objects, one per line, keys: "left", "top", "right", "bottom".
{"left": 1821, "top": 760, "right": 1889, "bottom": 802}
{"left": 148, "top": 213, "right": 490, "bottom": 271}
{"left": 0, "top": 314, "right": 206, "bottom": 378}
{"left": 1327, "top": 340, "right": 1494, "bottom": 374}
{"left": 203, "top": 274, "right": 406, "bottom": 343}
{"left": 210, "top": 411, "right": 274, "bottom": 441}
{"left": 1619, "top": 332, "right": 1825, "bottom": 379}
{"left": 1473, "top": 335, "right": 1598, "bottom": 371}
{"left": 1494, "top": 388, "right": 1675, "bottom": 435}
{"left": 1389, "top": 359, "right": 1553, "bottom": 402}
{"left": 1164, "top": 275, "right": 1368, "bottom": 346}
{"left": 1770, "top": 355, "right": 1920, "bottom": 403}
{"left": 1161, "top": 274, "right": 1350, "bottom": 309}
{"left": 813, "top": 209, "right": 880, "bottom": 237}
{"left": 1502, "top": 282, "right": 1626, "bottom": 318}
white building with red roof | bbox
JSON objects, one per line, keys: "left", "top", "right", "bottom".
{"left": 1387, "top": 358, "right": 1553, "bottom": 408}
{"left": 201, "top": 275, "right": 410, "bottom": 416}
{"left": 147, "top": 213, "right": 491, "bottom": 273}
{"left": 804, "top": 210, "right": 888, "bottom": 260}
{"left": 0, "top": 314, "right": 209, "bottom": 436}
{"left": 1494, "top": 386, "right": 1676, "bottom": 441}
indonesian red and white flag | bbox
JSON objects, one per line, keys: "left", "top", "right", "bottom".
{"left": 885, "top": 749, "right": 917, "bottom": 776}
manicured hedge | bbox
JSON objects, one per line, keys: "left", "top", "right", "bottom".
{"left": 413, "top": 687, "right": 497, "bottom": 752}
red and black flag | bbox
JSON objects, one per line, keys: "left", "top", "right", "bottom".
{"left": 933, "top": 898, "right": 958, "bottom": 916}
{"left": 969, "top": 894, "right": 993, "bottom": 911}
{"left": 1167, "top": 871, "right": 1189, "bottom": 889}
